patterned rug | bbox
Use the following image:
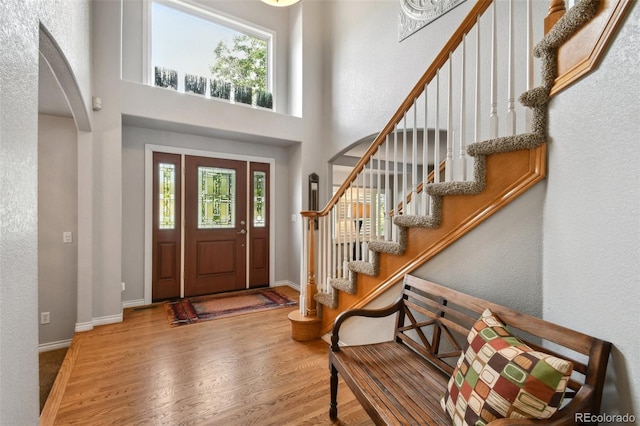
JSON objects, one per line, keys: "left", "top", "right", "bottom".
{"left": 164, "top": 287, "right": 298, "bottom": 326}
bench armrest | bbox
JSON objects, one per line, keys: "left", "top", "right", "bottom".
{"left": 330, "top": 296, "right": 404, "bottom": 351}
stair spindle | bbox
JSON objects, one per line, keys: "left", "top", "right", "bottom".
{"left": 459, "top": 34, "right": 468, "bottom": 181}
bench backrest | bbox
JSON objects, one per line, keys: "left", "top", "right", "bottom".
{"left": 396, "top": 275, "right": 612, "bottom": 416}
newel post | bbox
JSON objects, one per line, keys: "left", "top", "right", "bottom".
{"left": 545, "top": 0, "right": 566, "bottom": 33}
{"left": 288, "top": 211, "right": 321, "bottom": 341}
{"left": 304, "top": 213, "right": 318, "bottom": 317}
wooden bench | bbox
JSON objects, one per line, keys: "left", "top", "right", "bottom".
{"left": 329, "top": 275, "right": 612, "bottom": 425}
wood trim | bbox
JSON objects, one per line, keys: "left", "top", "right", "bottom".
{"left": 550, "top": 0, "right": 633, "bottom": 97}
{"left": 545, "top": 0, "right": 566, "bottom": 34}
{"left": 40, "top": 333, "right": 85, "bottom": 425}
{"left": 320, "top": 145, "right": 546, "bottom": 333}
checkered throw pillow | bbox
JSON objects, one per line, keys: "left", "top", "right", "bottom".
{"left": 441, "top": 309, "right": 573, "bottom": 425}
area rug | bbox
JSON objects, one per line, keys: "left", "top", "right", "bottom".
{"left": 164, "top": 288, "right": 298, "bottom": 326}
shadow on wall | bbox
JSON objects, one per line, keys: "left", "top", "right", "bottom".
{"left": 604, "top": 347, "right": 636, "bottom": 419}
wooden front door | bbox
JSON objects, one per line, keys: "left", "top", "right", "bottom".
{"left": 152, "top": 154, "right": 270, "bottom": 301}
{"left": 184, "top": 156, "right": 247, "bottom": 297}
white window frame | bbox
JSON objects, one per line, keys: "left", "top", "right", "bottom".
{"left": 144, "top": 0, "right": 275, "bottom": 100}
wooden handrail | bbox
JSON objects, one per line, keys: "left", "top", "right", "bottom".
{"left": 318, "top": 0, "right": 493, "bottom": 217}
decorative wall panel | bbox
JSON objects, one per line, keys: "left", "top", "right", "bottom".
{"left": 399, "top": 0, "right": 467, "bottom": 41}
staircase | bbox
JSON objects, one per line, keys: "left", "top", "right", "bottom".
{"left": 290, "top": 0, "right": 630, "bottom": 338}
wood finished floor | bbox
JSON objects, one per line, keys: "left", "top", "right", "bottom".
{"left": 41, "top": 286, "right": 374, "bottom": 426}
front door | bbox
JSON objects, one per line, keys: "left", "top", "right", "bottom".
{"left": 152, "top": 153, "right": 270, "bottom": 301}
{"left": 184, "top": 156, "right": 247, "bottom": 297}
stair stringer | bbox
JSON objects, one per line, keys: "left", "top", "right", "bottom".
{"left": 314, "top": 0, "right": 601, "bottom": 331}
{"left": 317, "top": 145, "right": 546, "bottom": 332}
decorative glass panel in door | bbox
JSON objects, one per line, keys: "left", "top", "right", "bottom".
{"left": 253, "top": 171, "right": 266, "bottom": 227}
{"left": 159, "top": 163, "right": 176, "bottom": 230}
{"left": 198, "top": 167, "right": 236, "bottom": 229}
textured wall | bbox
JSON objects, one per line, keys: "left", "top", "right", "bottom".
{"left": 544, "top": 2, "right": 640, "bottom": 419}
{"left": 0, "top": 0, "right": 91, "bottom": 423}
{"left": 0, "top": 3, "right": 40, "bottom": 423}
{"left": 38, "top": 114, "right": 78, "bottom": 345}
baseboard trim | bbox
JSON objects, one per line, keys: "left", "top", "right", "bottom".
{"left": 75, "top": 321, "right": 93, "bottom": 332}
{"left": 39, "top": 339, "right": 73, "bottom": 353}
{"left": 275, "top": 280, "right": 299, "bottom": 291}
{"left": 93, "top": 313, "right": 123, "bottom": 327}
{"left": 75, "top": 312, "right": 124, "bottom": 332}
{"left": 123, "top": 298, "right": 146, "bottom": 309}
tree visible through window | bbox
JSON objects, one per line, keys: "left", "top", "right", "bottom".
{"left": 151, "top": 1, "right": 272, "bottom": 108}
{"left": 210, "top": 36, "right": 271, "bottom": 108}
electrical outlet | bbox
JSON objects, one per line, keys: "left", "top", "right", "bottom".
{"left": 63, "top": 231, "right": 73, "bottom": 243}
{"left": 121, "top": 281, "right": 126, "bottom": 292}
{"left": 41, "top": 312, "right": 50, "bottom": 324}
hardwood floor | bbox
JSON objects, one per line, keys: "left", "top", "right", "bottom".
{"left": 41, "top": 286, "right": 374, "bottom": 425}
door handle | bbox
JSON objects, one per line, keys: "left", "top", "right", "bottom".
{"left": 238, "top": 229, "right": 247, "bottom": 234}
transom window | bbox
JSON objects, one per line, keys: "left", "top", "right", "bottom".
{"left": 150, "top": 0, "right": 273, "bottom": 109}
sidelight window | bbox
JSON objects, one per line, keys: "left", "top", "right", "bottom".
{"left": 159, "top": 163, "right": 176, "bottom": 229}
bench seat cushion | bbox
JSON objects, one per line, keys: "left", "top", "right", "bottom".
{"left": 331, "top": 341, "right": 452, "bottom": 425}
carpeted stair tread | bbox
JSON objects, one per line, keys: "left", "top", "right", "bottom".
{"left": 330, "top": 276, "right": 357, "bottom": 295}
{"left": 314, "top": 291, "right": 338, "bottom": 309}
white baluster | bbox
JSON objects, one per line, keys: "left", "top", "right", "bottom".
{"left": 412, "top": 101, "right": 419, "bottom": 214}
{"left": 526, "top": 0, "right": 534, "bottom": 132}
{"left": 324, "top": 216, "right": 329, "bottom": 293}
{"left": 475, "top": 16, "right": 481, "bottom": 145}
{"left": 490, "top": 1, "right": 498, "bottom": 138}
{"left": 506, "top": 0, "right": 516, "bottom": 136}
{"left": 347, "top": 184, "right": 353, "bottom": 263}
{"left": 376, "top": 146, "right": 381, "bottom": 241}
{"left": 369, "top": 153, "right": 374, "bottom": 247}
{"left": 332, "top": 206, "right": 337, "bottom": 280}
{"left": 385, "top": 135, "right": 391, "bottom": 240}
{"left": 459, "top": 34, "right": 467, "bottom": 181}
{"left": 393, "top": 125, "right": 399, "bottom": 241}
{"left": 422, "top": 82, "right": 430, "bottom": 215}
{"left": 434, "top": 69, "right": 441, "bottom": 184}
{"left": 446, "top": 53, "right": 453, "bottom": 182}
{"left": 402, "top": 112, "right": 408, "bottom": 214}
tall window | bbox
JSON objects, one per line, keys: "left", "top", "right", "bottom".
{"left": 151, "top": 0, "right": 273, "bottom": 109}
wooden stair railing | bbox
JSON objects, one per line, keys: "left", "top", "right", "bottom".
{"left": 289, "top": 0, "right": 632, "bottom": 340}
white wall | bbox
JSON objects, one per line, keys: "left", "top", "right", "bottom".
{"left": 416, "top": 183, "right": 545, "bottom": 317}
{"left": 544, "top": 2, "right": 640, "bottom": 419}
{"left": 322, "top": 0, "right": 474, "bottom": 156}
{"left": 38, "top": 115, "right": 78, "bottom": 346}
{"left": 0, "top": 0, "right": 92, "bottom": 423}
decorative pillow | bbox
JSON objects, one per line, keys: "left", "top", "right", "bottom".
{"left": 440, "top": 309, "right": 573, "bottom": 426}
